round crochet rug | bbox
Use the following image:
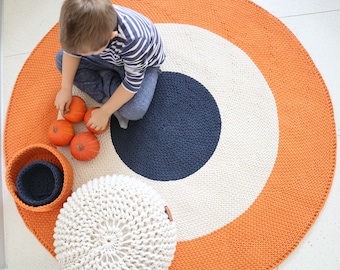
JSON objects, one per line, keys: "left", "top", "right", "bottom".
{"left": 4, "top": 0, "right": 336, "bottom": 269}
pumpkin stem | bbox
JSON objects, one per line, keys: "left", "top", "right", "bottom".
{"left": 53, "top": 126, "right": 58, "bottom": 133}
{"left": 77, "top": 145, "right": 84, "bottom": 151}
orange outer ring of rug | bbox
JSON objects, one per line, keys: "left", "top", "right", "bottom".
{"left": 4, "top": 0, "right": 336, "bottom": 269}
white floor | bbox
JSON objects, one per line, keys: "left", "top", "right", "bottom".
{"left": 1, "top": 0, "right": 339, "bottom": 269}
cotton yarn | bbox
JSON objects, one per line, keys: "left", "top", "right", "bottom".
{"left": 16, "top": 160, "right": 64, "bottom": 206}
{"left": 53, "top": 175, "right": 177, "bottom": 270}
{"left": 4, "top": 0, "right": 337, "bottom": 268}
{"left": 6, "top": 143, "right": 73, "bottom": 213}
{"left": 110, "top": 71, "right": 221, "bottom": 181}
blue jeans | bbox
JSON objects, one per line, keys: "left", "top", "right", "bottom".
{"left": 56, "top": 50, "right": 161, "bottom": 120}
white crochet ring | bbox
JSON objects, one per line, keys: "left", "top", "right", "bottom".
{"left": 53, "top": 175, "right": 177, "bottom": 270}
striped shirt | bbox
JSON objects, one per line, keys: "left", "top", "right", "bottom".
{"left": 99, "top": 5, "right": 166, "bottom": 92}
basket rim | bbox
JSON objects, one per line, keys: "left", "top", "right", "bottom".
{"left": 16, "top": 159, "right": 64, "bottom": 207}
{"left": 6, "top": 143, "right": 73, "bottom": 212}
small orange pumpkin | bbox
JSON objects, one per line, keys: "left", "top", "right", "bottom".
{"left": 48, "top": 119, "right": 75, "bottom": 146}
{"left": 63, "top": 96, "right": 87, "bottom": 123}
{"left": 70, "top": 132, "right": 100, "bottom": 161}
{"left": 84, "top": 107, "right": 109, "bottom": 134}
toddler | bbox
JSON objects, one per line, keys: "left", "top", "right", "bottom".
{"left": 55, "top": 0, "right": 165, "bottom": 129}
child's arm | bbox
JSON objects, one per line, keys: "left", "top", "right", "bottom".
{"left": 87, "top": 84, "right": 135, "bottom": 130}
{"left": 55, "top": 52, "right": 81, "bottom": 113}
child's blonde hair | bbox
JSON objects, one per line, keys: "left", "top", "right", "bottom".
{"left": 59, "top": 0, "right": 117, "bottom": 54}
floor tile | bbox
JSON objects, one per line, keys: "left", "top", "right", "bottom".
{"left": 3, "top": 54, "right": 30, "bottom": 109}
{"left": 280, "top": 11, "right": 340, "bottom": 134}
{"left": 3, "top": 0, "right": 62, "bottom": 57}
{"left": 252, "top": 0, "right": 340, "bottom": 18}
{"left": 251, "top": 1, "right": 340, "bottom": 269}
{"left": 278, "top": 144, "right": 340, "bottom": 269}
{"left": 2, "top": 189, "right": 61, "bottom": 269}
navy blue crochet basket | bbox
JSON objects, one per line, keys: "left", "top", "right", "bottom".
{"left": 16, "top": 159, "right": 64, "bottom": 207}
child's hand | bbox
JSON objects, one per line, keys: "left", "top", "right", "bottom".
{"left": 55, "top": 88, "right": 72, "bottom": 113}
{"left": 87, "top": 107, "right": 111, "bottom": 131}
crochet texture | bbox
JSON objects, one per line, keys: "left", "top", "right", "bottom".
{"left": 16, "top": 160, "right": 64, "bottom": 206}
{"left": 4, "top": 0, "right": 336, "bottom": 268}
{"left": 53, "top": 175, "right": 177, "bottom": 270}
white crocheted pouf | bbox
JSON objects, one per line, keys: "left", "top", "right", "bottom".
{"left": 53, "top": 175, "right": 177, "bottom": 270}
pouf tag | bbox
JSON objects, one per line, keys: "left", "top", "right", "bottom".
{"left": 165, "top": 206, "right": 173, "bottom": 222}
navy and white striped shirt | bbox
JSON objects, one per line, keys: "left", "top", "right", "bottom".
{"left": 99, "top": 5, "right": 165, "bottom": 92}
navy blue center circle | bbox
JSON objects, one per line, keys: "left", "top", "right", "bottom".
{"left": 110, "top": 71, "right": 221, "bottom": 181}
